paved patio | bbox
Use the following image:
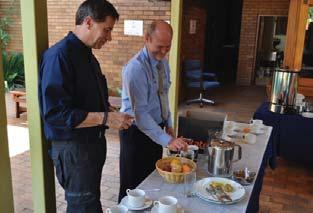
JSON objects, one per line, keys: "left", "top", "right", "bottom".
{"left": 5, "top": 86, "right": 313, "bottom": 212}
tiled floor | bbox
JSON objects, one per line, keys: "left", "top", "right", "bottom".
{"left": 5, "top": 86, "right": 313, "bottom": 212}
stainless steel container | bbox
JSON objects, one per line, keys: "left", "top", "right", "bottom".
{"left": 207, "top": 139, "right": 242, "bottom": 177}
{"left": 269, "top": 68, "right": 298, "bottom": 114}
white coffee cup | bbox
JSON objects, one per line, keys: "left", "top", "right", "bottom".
{"left": 244, "top": 133, "right": 256, "bottom": 144}
{"left": 106, "top": 204, "right": 128, "bottom": 213}
{"left": 153, "top": 196, "right": 177, "bottom": 213}
{"left": 250, "top": 124, "right": 262, "bottom": 134}
{"left": 188, "top": 145, "right": 199, "bottom": 161}
{"left": 250, "top": 119, "right": 263, "bottom": 126}
{"left": 224, "top": 121, "right": 236, "bottom": 131}
{"left": 126, "top": 189, "right": 145, "bottom": 208}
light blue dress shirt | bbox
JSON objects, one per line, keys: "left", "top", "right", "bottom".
{"left": 120, "top": 46, "right": 173, "bottom": 147}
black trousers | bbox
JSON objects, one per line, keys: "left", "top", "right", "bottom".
{"left": 118, "top": 125, "right": 163, "bottom": 202}
{"left": 50, "top": 137, "right": 106, "bottom": 213}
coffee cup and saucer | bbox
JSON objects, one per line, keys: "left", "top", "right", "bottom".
{"left": 151, "top": 196, "right": 184, "bottom": 213}
{"left": 249, "top": 120, "right": 265, "bottom": 135}
{"left": 106, "top": 204, "right": 128, "bottom": 213}
{"left": 120, "top": 189, "right": 152, "bottom": 210}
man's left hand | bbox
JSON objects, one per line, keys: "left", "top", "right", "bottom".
{"left": 107, "top": 112, "right": 134, "bottom": 130}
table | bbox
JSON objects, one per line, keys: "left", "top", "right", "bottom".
{"left": 137, "top": 123, "right": 272, "bottom": 213}
{"left": 254, "top": 102, "right": 313, "bottom": 166}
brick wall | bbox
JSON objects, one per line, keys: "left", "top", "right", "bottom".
{"left": 237, "top": 0, "right": 289, "bottom": 85}
{"left": 47, "top": 0, "right": 170, "bottom": 91}
{"left": 181, "top": 1, "right": 206, "bottom": 63}
{"left": 0, "top": 0, "right": 170, "bottom": 92}
{"left": 1, "top": 0, "right": 292, "bottom": 87}
{"left": 0, "top": 0, "right": 22, "bottom": 52}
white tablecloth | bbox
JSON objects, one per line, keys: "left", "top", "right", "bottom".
{"left": 136, "top": 123, "right": 272, "bottom": 213}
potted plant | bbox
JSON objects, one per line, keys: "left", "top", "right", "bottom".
{"left": 2, "top": 51, "right": 25, "bottom": 91}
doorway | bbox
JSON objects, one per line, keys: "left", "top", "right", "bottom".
{"left": 203, "top": 0, "right": 243, "bottom": 84}
{"left": 179, "top": 0, "right": 243, "bottom": 103}
{"left": 254, "top": 16, "right": 288, "bottom": 85}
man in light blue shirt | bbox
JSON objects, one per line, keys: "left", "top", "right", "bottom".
{"left": 118, "top": 20, "right": 187, "bottom": 202}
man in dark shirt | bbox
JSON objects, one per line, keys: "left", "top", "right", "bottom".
{"left": 38, "top": 1, "right": 132, "bottom": 212}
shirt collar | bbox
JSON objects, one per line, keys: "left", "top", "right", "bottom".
{"left": 67, "top": 31, "right": 92, "bottom": 55}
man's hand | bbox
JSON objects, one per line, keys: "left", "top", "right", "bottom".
{"left": 167, "top": 137, "right": 188, "bottom": 152}
{"left": 107, "top": 112, "right": 134, "bottom": 130}
{"left": 165, "top": 127, "right": 175, "bottom": 137}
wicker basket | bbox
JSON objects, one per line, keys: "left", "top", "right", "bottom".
{"left": 155, "top": 157, "right": 197, "bottom": 184}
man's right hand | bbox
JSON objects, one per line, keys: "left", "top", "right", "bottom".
{"left": 107, "top": 112, "right": 134, "bottom": 130}
{"left": 167, "top": 138, "right": 188, "bottom": 152}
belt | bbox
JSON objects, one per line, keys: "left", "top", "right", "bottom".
{"left": 52, "top": 125, "right": 107, "bottom": 144}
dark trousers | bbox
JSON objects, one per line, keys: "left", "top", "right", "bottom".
{"left": 118, "top": 125, "right": 163, "bottom": 202}
{"left": 50, "top": 137, "right": 106, "bottom": 213}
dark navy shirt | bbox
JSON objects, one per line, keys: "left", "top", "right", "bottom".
{"left": 39, "top": 32, "right": 109, "bottom": 141}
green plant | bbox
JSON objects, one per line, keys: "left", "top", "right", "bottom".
{"left": 309, "top": 7, "right": 313, "bottom": 19}
{"left": 116, "top": 87, "right": 122, "bottom": 97}
{"left": 0, "top": 0, "right": 18, "bottom": 50}
{"left": 0, "top": 17, "right": 12, "bottom": 49}
{"left": 2, "top": 51, "right": 25, "bottom": 90}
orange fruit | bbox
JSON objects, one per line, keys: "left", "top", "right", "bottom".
{"left": 170, "top": 158, "right": 182, "bottom": 167}
{"left": 243, "top": 127, "right": 251, "bottom": 133}
{"left": 182, "top": 164, "right": 191, "bottom": 173}
{"left": 171, "top": 164, "right": 182, "bottom": 173}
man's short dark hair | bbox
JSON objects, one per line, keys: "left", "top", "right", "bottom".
{"left": 75, "top": 0, "right": 119, "bottom": 25}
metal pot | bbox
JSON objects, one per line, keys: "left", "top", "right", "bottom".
{"left": 207, "top": 139, "right": 242, "bottom": 177}
{"left": 269, "top": 68, "right": 298, "bottom": 114}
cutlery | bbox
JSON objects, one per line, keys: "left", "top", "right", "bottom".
{"left": 215, "top": 186, "right": 232, "bottom": 202}
{"left": 206, "top": 186, "right": 233, "bottom": 203}
{"left": 205, "top": 187, "right": 226, "bottom": 204}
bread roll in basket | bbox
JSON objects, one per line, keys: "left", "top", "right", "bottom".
{"left": 155, "top": 157, "right": 197, "bottom": 184}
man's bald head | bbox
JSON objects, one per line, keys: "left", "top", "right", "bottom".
{"left": 145, "top": 20, "right": 173, "bottom": 61}
{"left": 146, "top": 20, "right": 173, "bottom": 38}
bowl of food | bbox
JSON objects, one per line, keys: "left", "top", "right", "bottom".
{"left": 184, "top": 138, "right": 208, "bottom": 154}
{"left": 233, "top": 168, "right": 256, "bottom": 185}
{"left": 155, "top": 157, "right": 197, "bottom": 184}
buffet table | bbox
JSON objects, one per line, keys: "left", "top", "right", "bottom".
{"left": 136, "top": 123, "right": 272, "bottom": 213}
{"left": 254, "top": 102, "right": 313, "bottom": 166}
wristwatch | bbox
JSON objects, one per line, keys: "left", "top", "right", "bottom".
{"left": 102, "top": 111, "right": 108, "bottom": 125}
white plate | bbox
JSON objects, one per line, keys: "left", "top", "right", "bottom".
{"left": 120, "top": 196, "right": 152, "bottom": 210}
{"left": 151, "top": 204, "right": 184, "bottom": 213}
{"left": 302, "top": 112, "right": 313, "bottom": 118}
{"left": 194, "top": 177, "right": 245, "bottom": 204}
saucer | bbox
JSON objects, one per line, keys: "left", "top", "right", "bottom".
{"left": 250, "top": 129, "right": 265, "bottom": 135}
{"left": 302, "top": 112, "right": 313, "bottom": 118}
{"left": 120, "top": 196, "right": 152, "bottom": 210}
{"left": 151, "top": 204, "right": 184, "bottom": 213}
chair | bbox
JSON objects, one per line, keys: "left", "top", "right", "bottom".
{"left": 183, "top": 59, "right": 220, "bottom": 107}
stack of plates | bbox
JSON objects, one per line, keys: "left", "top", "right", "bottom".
{"left": 193, "top": 177, "right": 245, "bottom": 205}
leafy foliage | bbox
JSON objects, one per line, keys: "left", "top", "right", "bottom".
{"left": 2, "top": 51, "right": 25, "bottom": 90}
{"left": 309, "top": 7, "right": 313, "bottom": 19}
{"left": 0, "top": 16, "right": 12, "bottom": 49}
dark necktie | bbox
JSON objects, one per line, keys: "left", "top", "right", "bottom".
{"left": 156, "top": 62, "right": 168, "bottom": 121}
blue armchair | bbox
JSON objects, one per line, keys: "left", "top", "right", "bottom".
{"left": 183, "top": 59, "right": 220, "bottom": 107}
